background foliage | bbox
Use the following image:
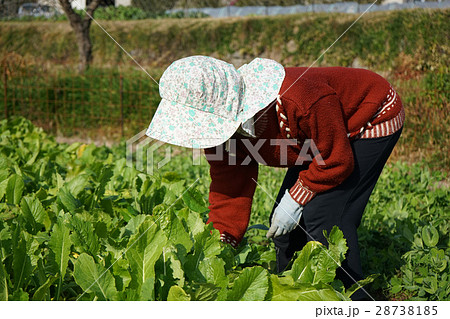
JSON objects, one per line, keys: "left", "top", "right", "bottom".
{"left": 1, "top": 9, "right": 449, "bottom": 169}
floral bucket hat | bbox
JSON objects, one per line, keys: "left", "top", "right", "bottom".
{"left": 145, "top": 55, "right": 285, "bottom": 148}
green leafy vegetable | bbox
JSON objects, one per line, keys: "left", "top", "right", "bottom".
{"left": 0, "top": 118, "right": 447, "bottom": 301}
{"left": 227, "top": 266, "right": 269, "bottom": 301}
{"left": 6, "top": 174, "right": 24, "bottom": 205}
{"left": 73, "top": 254, "right": 118, "bottom": 301}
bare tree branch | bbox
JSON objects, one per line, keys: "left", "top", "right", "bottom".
{"left": 58, "top": 0, "right": 81, "bottom": 28}
{"left": 84, "top": 0, "right": 101, "bottom": 23}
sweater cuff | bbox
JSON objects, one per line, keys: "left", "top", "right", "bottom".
{"left": 289, "top": 180, "right": 316, "bottom": 206}
{"left": 220, "top": 232, "right": 238, "bottom": 248}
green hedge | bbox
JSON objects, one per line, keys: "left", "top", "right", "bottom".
{"left": 0, "top": 9, "right": 448, "bottom": 71}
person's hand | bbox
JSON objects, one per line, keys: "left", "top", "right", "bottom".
{"left": 267, "top": 190, "right": 303, "bottom": 238}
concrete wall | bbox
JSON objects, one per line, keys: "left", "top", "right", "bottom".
{"left": 115, "top": 0, "right": 131, "bottom": 7}
{"left": 68, "top": 0, "right": 132, "bottom": 10}
{"left": 70, "top": 0, "right": 87, "bottom": 10}
{"left": 382, "top": 0, "right": 406, "bottom": 4}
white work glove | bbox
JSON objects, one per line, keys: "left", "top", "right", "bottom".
{"left": 267, "top": 190, "right": 303, "bottom": 239}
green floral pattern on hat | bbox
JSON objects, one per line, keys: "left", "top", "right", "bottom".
{"left": 237, "top": 58, "right": 285, "bottom": 123}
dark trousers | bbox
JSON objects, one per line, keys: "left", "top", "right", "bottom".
{"left": 270, "top": 128, "right": 402, "bottom": 300}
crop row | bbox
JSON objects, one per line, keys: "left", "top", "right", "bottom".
{"left": 0, "top": 117, "right": 448, "bottom": 300}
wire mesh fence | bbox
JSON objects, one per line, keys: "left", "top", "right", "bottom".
{"left": 1, "top": 61, "right": 159, "bottom": 140}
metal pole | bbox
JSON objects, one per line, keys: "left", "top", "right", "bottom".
{"left": 120, "top": 74, "right": 124, "bottom": 138}
{"left": 3, "top": 65, "right": 7, "bottom": 119}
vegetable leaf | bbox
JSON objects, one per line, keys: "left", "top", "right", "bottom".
{"left": 13, "top": 237, "right": 32, "bottom": 291}
{"left": 48, "top": 219, "right": 71, "bottom": 300}
{"left": 227, "top": 266, "right": 269, "bottom": 301}
{"left": 0, "top": 258, "right": 8, "bottom": 301}
{"left": 167, "top": 285, "right": 190, "bottom": 301}
{"left": 6, "top": 174, "right": 24, "bottom": 205}
{"left": 73, "top": 253, "right": 118, "bottom": 301}
{"left": 182, "top": 188, "right": 208, "bottom": 213}
{"left": 125, "top": 218, "right": 167, "bottom": 300}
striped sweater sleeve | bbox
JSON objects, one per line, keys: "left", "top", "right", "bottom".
{"left": 289, "top": 178, "right": 317, "bottom": 206}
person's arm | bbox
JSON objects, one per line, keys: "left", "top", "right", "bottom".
{"left": 289, "top": 93, "right": 354, "bottom": 205}
{"left": 204, "top": 141, "right": 259, "bottom": 247}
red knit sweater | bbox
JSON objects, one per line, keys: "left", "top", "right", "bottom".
{"left": 204, "top": 67, "right": 405, "bottom": 246}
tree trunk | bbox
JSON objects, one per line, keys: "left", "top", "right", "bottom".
{"left": 75, "top": 22, "right": 93, "bottom": 73}
{"left": 58, "top": 0, "right": 101, "bottom": 73}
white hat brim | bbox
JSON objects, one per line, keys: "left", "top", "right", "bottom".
{"left": 146, "top": 98, "right": 241, "bottom": 149}
{"left": 237, "top": 58, "right": 285, "bottom": 122}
